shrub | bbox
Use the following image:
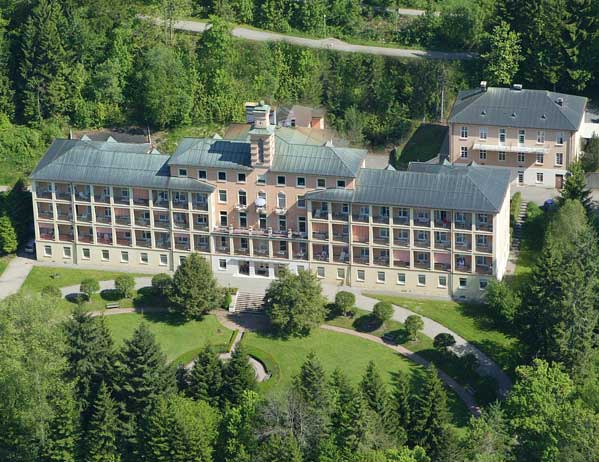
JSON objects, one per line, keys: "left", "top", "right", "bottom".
{"left": 510, "top": 192, "right": 522, "bottom": 227}
{"left": 523, "top": 202, "right": 545, "bottom": 250}
{"left": 485, "top": 280, "right": 520, "bottom": 324}
{"left": 373, "top": 301, "right": 393, "bottom": 324}
{"left": 41, "top": 285, "right": 61, "bottom": 298}
{"left": 223, "top": 291, "right": 233, "bottom": 309}
{"left": 404, "top": 315, "right": 424, "bottom": 341}
{"left": 335, "top": 291, "right": 356, "bottom": 317}
{"left": 80, "top": 278, "right": 100, "bottom": 301}
{"left": 0, "top": 215, "right": 18, "bottom": 254}
{"left": 433, "top": 333, "right": 456, "bottom": 352}
{"left": 151, "top": 273, "right": 172, "bottom": 296}
{"left": 115, "top": 274, "right": 135, "bottom": 299}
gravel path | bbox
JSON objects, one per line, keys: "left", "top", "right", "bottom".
{"left": 142, "top": 16, "right": 477, "bottom": 61}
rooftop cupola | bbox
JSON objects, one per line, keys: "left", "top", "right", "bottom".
{"left": 249, "top": 100, "right": 275, "bottom": 167}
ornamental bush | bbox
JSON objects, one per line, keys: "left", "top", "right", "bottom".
{"left": 151, "top": 273, "right": 172, "bottom": 296}
{"left": 373, "top": 301, "right": 393, "bottom": 324}
{"left": 80, "top": 278, "right": 100, "bottom": 301}
{"left": 334, "top": 291, "right": 356, "bottom": 317}
{"left": 115, "top": 274, "right": 135, "bottom": 299}
{"left": 404, "top": 315, "right": 424, "bottom": 341}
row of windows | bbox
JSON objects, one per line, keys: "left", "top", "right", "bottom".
{"left": 313, "top": 265, "right": 488, "bottom": 290}
{"left": 179, "top": 168, "right": 347, "bottom": 189}
{"left": 42, "top": 245, "right": 173, "bottom": 266}
{"left": 218, "top": 190, "right": 306, "bottom": 209}
{"left": 460, "top": 148, "right": 564, "bottom": 166}
{"left": 460, "top": 126, "right": 566, "bottom": 145}
{"left": 218, "top": 211, "right": 306, "bottom": 232}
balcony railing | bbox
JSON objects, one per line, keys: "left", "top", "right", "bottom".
{"left": 353, "top": 256, "right": 370, "bottom": 265}
{"left": 312, "top": 209, "right": 328, "bottom": 220}
{"left": 476, "top": 222, "right": 493, "bottom": 232}
{"left": 58, "top": 233, "right": 74, "bottom": 242}
{"left": 153, "top": 198, "right": 169, "bottom": 208}
{"left": 413, "top": 217, "right": 430, "bottom": 227}
{"left": 116, "top": 237, "right": 132, "bottom": 246}
{"left": 234, "top": 247, "right": 250, "bottom": 256}
{"left": 193, "top": 222, "right": 209, "bottom": 231}
{"left": 394, "top": 237, "right": 409, "bottom": 247}
{"left": 393, "top": 216, "right": 409, "bottom": 225}
{"left": 332, "top": 212, "right": 349, "bottom": 221}
{"left": 154, "top": 220, "right": 170, "bottom": 229}
{"left": 373, "top": 236, "right": 389, "bottom": 245}
{"left": 274, "top": 249, "right": 289, "bottom": 259}
{"left": 115, "top": 216, "right": 131, "bottom": 225}
{"left": 414, "top": 260, "right": 430, "bottom": 270}
{"left": 96, "top": 216, "right": 112, "bottom": 224}
{"left": 172, "top": 200, "right": 188, "bottom": 209}
{"left": 393, "top": 260, "right": 410, "bottom": 268}
{"left": 332, "top": 233, "right": 349, "bottom": 242}
{"left": 38, "top": 211, "right": 54, "bottom": 220}
{"left": 434, "top": 241, "right": 451, "bottom": 250}
{"left": 96, "top": 236, "right": 113, "bottom": 245}
{"left": 372, "top": 215, "right": 390, "bottom": 224}
{"left": 254, "top": 247, "right": 270, "bottom": 257}
{"left": 78, "top": 235, "right": 93, "bottom": 243}
{"left": 192, "top": 201, "right": 208, "bottom": 211}
{"left": 312, "top": 231, "right": 329, "bottom": 241}
{"left": 175, "top": 242, "right": 191, "bottom": 251}
{"left": 333, "top": 253, "right": 349, "bottom": 263}
{"left": 37, "top": 191, "right": 53, "bottom": 199}
{"left": 39, "top": 233, "right": 55, "bottom": 240}
{"left": 155, "top": 239, "right": 171, "bottom": 250}
{"left": 195, "top": 244, "right": 210, "bottom": 252}
{"left": 74, "top": 192, "right": 90, "bottom": 202}
{"left": 414, "top": 239, "right": 430, "bottom": 249}
{"left": 476, "top": 265, "right": 493, "bottom": 275}
{"left": 455, "top": 242, "right": 471, "bottom": 251}
{"left": 374, "top": 256, "right": 390, "bottom": 266}
{"left": 94, "top": 194, "right": 110, "bottom": 204}
{"left": 56, "top": 212, "right": 72, "bottom": 221}
{"left": 173, "top": 221, "right": 189, "bottom": 230}
{"left": 135, "top": 218, "right": 151, "bottom": 227}
{"left": 114, "top": 196, "right": 130, "bottom": 205}
{"left": 352, "top": 214, "right": 369, "bottom": 223}
{"left": 476, "top": 243, "right": 492, "bottom": 253}
{"left": 56, "top": 191, "right": 71, "bottom": 200}
{"left": 136, "top": 238, "right": 151, "bottom": 248}
{"left": 434, "top": 219, "right": 451, "bottom": 229}
{"left": 434, "top": 262, "right": 451, "bottom": 271}
{"left": 454, "top": 220, "right": 472, "bottom": 230}
{"left": 133, "top": 197, "right": 149, "bottom": 206}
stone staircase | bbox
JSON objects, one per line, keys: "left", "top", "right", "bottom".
{"left": 234, "top": 290, "right": 266, "bottom": 312}
{"left": 511, "top": 202, "right": 528, "bottom": 251}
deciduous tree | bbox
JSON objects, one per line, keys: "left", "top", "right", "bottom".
{"left": 481, "top": 22, "right": 523, "bottom": 85}
{"left": 404, "top": 315, "right": 424, "bottom": 342}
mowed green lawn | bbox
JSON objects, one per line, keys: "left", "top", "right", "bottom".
{"left": 20, "top": 267, "right": 157, "bottom": 316}
{"left": 367, "top": 294, "right": 521, "bottom": 374}
{"left": 243, "top": 328, "right": 470, "bottom": 428}
{"left": 105, "top": 312, "right": 234, "bottom": 363}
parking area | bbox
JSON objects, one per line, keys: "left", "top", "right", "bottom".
{"left": 511, "top": 184, "right": 558, "bottom": 205}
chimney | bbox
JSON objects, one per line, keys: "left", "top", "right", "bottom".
{"left": 556, "top": 97, "right": 564, "bottom": 107}
{"left": 511, "top": 83, "right": 523, "bottom": 91}
{"left": 480, "top": 81, "right": 487, "bottom": 92}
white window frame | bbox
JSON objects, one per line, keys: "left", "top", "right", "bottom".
{"left": 460, "top": 126, "right": 468, "bottom": 139}
{"left": 44, "top": 245, "right": 52, "bottom": 256}
{"left": 555, "top": 153, "right": 563, "bottom": 166}
{"left": 459, "top": 277, "right": 467, "bottom": 289}
{"left": 198, "top": 170, "right": 207, "bottom": 180}
{"left": 316, "top": 266, "right": 325, "bottom": 278}
{"left": 121, "top": 251, "right": 129, "bottom": 263}
{"left": 479, "top": 127, "right": 487, "bottom": 140}
{"left": 536, "top": 152, "right": 544, "bottom": 165}
{"left": 460, "top": 146, "right": 468, "bottom": 159}
{"left": 140, "top": 252, "right": 149, "bottom": 264}
{"left": 356, "top": 269, "right": 365, "bottom": 282}
{"left": 296, "top": 177, "right": 306, "bottom": 188}
{"left": 101, "top": 249, "right": 109, "bottom": 261}
{"left": 479, "top": 279, "right": 488, "bottom": 290}
{"left": 337, "top": 268, "right": 345, "bottom": 280}
{"left": 237, "top": 172, "right": 246, "bottom": 183}
{"left": 479, "top": 150, "right": 487, "bottom": 160}
{"left": 499, "top": 128, "right": 506, "bottom": 145}
{"left": 218, "top": 190, "right": 227, "bottom": 203}
{"left": 159, "top": 254, "right": 168, "bottom": 266}
{"left": 517, "top": 152, "right": 525, "bottom": 163}
{"left": 63, "top": 246, "right": 71, "bottom": 258}
{"left": 317, "top": 178, "right": 326, "bottom": 189}
{"left": 417, "top": 274, "right": 426, "bottom": 286}
{"left": 518, "top": 129, "right": 525, "bottom": 145}
{"left": 178, "top": 168, "right": 187, "bottom": 177}
{"left": 217, "top": 171, "right": 227, "bottom": 182}
{"left": 397, "top": 273, "right": 406, "bottom": 285}
{"left": 438, "top": 275, "right": 447, "bottom": 288}
{"left": 276, "top": 175, "right": 286, "bottom": 186}
{"left": 377, "top": 271, "right": 386, "bottom": 283}
{"left": 556, "top": 132, "right": 565, "bottom": 145}
{"left": 536, "top": 172, "right": 544, "bottom": 184}
{"left": 297, "top": 195, "right": 306, "bottom": 208}
{"left": 219, "top": 259, "right": 227, "bottom": 270}
{"left": 256, "top": 174, "right": 266, "bottom": 185}
{"left": 537, "top": 130, "right": 545, "bottom": 144}
{"left": 498, "top": 151, "right": 506, "bottom": 161}
{"left": 82, "top": 248, "right": 90, "bottom": 260}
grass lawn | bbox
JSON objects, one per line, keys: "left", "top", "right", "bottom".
{"left": 105, "top": 312, "right": 234, "bottom": 363}
{"left": 20, "top": 266, "right": 156, "bottom": 316}
{"left": 394, "top": 122, "right": 448, "bottom": 167}
{"left": 243, "top": 328, "right": 470, "bottom": 428}
{"left": 326, "top": 309, "right": 499, "bottom": 404}
{"left": 365, "top": 294, "right": 521, "bottom": 376}
{"left": 0, "top": 255, "right": 13, "bottom": 276}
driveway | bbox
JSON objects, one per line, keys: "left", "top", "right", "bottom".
{"left": 0, "top": 256, "right": 34, "bottom": 299}
{"left": 142, "top": 17, "right": 478, "bottom": 61}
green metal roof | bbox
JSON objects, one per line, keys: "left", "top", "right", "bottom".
{"left": 305, "top": 163, "right": 511, "bottom": 213}
{"left": 31, "top": 139, "right": 214, "bottom": 192}
{"left": 449, "top": 86, "right": 587, "bottom": 131}
{"left": 271, "top": 138, "right": 366, "bottom": 177}
{"left": 169, "top": 138, "right": 254, "bottom": 170}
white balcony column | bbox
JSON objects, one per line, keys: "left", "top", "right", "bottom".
{"left": 248, "top": 237, "right": 254, "bottom": 257}
{"left": 229, "top": 236, "right": 234, "bottom": 256}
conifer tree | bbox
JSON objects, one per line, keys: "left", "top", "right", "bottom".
{"left": 64, "top": 305, "right": 115, "bottom": 416}
{"left": 392, "top": 371, "right": 411, "bottom": 431}
{"left": 218, "top": 390, "right": 260, "bottom": 462}
{"left": 41, "top": 382, "right": 78, "bottom": 462}
{"left": 85, "top": 382, "right": 121, "bottom": 462}
{"left": 114, "top": 323, "right": 173, "bottom": 421}
{"left": 0, "top": 214, "right": 17, "bottom": 254}
{"left": 142, "top": 394, "right": 218, "bottom": 462}
{"left": 293, "top": 352, "right": 328, "bottom": 410}
{"left": 187, "top": 344, "right": 224, "bottom": 407}
{"left": 259, "top": 434, "right": 303, "bottom": 462}
{"left": 222, "top": 344, "right": 256, "bottom": 406}
{"left": 410, "top": 365, "right": 452, "bottom": 461}
{"left": 560, "top": 162, "right": 591, "bottom": 210}
{"left": 360, "top": 360, "right": 389, "bottom": 421}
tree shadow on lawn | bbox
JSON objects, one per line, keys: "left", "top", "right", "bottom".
{"left": 132, "top": 286, "right": 167, "bottom": 308}
{"left": 100, "top": 289, "right": 122, "bottom": 301}
{"left": 352, "top": 313, "right": 383, "bottom": 333}
{"left": 137, "top": 309, "right": 188, "bottom": 327}
{"left": 470, "top": 338, "right": 522, "bottom": 379}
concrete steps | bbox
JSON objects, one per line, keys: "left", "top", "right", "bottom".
{"left": 511, "top": 203, "right": 528, "bottom": 251}
{"left": 234, "top": 291, "right": 265, "bottom": 312}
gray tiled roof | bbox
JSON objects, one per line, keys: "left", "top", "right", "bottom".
{"left": 170, "top": 135, "right": 367, "bottom": 178}
{"left": 449, "top": 87, "right": 587, "bottom": 131}
{"left": 30, "top": 139, "right": 214, "bottom": 192}
{"left": 305, "top": 163, "right": 510, "bottom": 213}
{"left": 271, "top": 138, "right": 366, "bottom": 177}
{"left": 168, "top": 138, "right": 254, "bottom": 171}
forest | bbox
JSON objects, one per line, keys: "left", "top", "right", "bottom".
{"left": 0, "top": 0, "right": 597, "bottom": 183}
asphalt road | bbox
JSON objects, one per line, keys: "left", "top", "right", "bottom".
{"left": 147, "top": 17, "right": 477, "bottom": 61}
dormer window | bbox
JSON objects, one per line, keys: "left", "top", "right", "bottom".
{"left": 198, "top": 170, "right": 207, "bottom": 180}
{"left": 218, "top": 171, "right": 227, "bottom": 182}
{"left": 337, "top": 179, "right": 346, "bottom": 188}
{"left": 178, "top": 168, "right": 187, "bottom": 177}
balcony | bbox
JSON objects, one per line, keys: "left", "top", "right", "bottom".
{"left": 36, "top": 183, "right": 53, "bottom": 199}
{"left": 454, "top": 215, "right": 472, "bottom": 230}
{"left": 96, "top": 215, "right": 112, "bottom": 225}
{"left": 393, "top": 215, "right": 409, "bottom": 226}
{"left": 116, "top": 235, "right": 132, "bottom": 247}
{"left": 476, "top": 264, "right": 493, "bottom": 275}
{"left": 414, "top": 259, "right": 430, "bottom": 270}
{"left": 78, "top": 234, "right": 93, "bottom": 244}
{"left": 393, "top": 259, "right": 410, "bottom": 268}
{"left": 332, "top": 232, "right": 349, "bottom": 242}
{"left": 136, "top": 238, "right": 152, "bottom": 248}
{"left": 434, "top": 240, "right": 451, "bottom": 250}
{"left": 333, "top": 248, "right": 349, "bottom": 263}
{"left": 235, "top": 203, "right": 248, "bottom": 212}
{"left": 455, "top": 255, "right": 472, "bottom": 273}
{"left": 352, "top": 213, "right": 369, "bottom": 223}
{"left": 313, "top": 244, "right": 329, "bottom": 262}
{"left": 353, "top": 255, "right": 370, "bottom": 265}
{"left": 56, "top": 190, "right": 71, "bottom": 201}
{"left": 373, "top": 233, "right": 389, "bottom": 245}
{"left": 96, "top": 234, "right": 113, "bottom": 245}
{"left": 331, "top": 211, "right": 349, "bottom": 221}
{"left": 56, "top": 211, "right": 73, "bottom": 221}
{"left": 114, "top": 188, "right": 130, "bottom": 205}
{"left": 373, "top": 254, "right": 390, "bottom": 266}
{"left": 173, "top": 218, "right": 189, "bottom": 230}
{"left": 434, "top": 212, "right": 451, "bottom": 229}
{"left": 135, "top": 216, "right": 151, "bottom": 227}
{"left": 153, "top": 197, "right": 169, "bottom": 208}
{"left": 193, "top": 220, "right": 209, "bottom": 232}
{"left": 476, "top": 222, "right": 493, "bottom": 232}
{"left": 413, "top": 216, "right": 431, "bottom": 227}
{"left": 454, "top": 238, "right": 472, "bottom": 251}
{"left": 58, "top": 233, "right": 74, "bottom": 242}
{"left": 155, "top": 239, "right": 171, "bottom": 250}
{"left": 275, "top": 207, "right": 287, "bottom": 216}
{"left": 372, "top": 207, "right": 390, "bottom": 224}
{"left": 39, "top": 229, "right": 55, "bottom": 240}
{"left": 476, "top": 242, "right": 492, "bottom": 253}
{"left": 413, "top": 239, "right": 430, "bottom": 249}
{"left": 37, "top": 208, "right": 54, "bottom": 220}
{"left": 394, "top": 237, "right": 409, "bottom": 247}
{"left": 175, "top": 240, "right": 191, "bottom": 251}
{"left": 73, "top": 186, "right": 91, "bottom": 202}
{"left": 195, "top": 242, "right": 210, "bottom": 253}
{"left": 312, "top": 231, "right": 329, "bottom": 241}
{"left": 312, "top": 204, "right": 328, "bottom": 220}
{"left": 434, "top": 262, "right": 451, "bottom": 271}
{"left": 254, "top": 245, "right": 270, "bottom": 257}
{"left": 115, "top": 215, "right": 131, "bottom": 226}
{"left": 172, "top": 197, "right": 188, "bottom": 210}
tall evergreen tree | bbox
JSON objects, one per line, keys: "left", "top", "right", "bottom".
{"left": 560, "top": 162, "right": 591, "bottom": 210}
{"left": 519, "top": 205, "right": 599, "bottom": 374}
{"left": 293, "top": 352, "right": 329, "bottom": 410}
{"left": 217, "top": 390, "right": 260, "bottom": 462}
{"left": 0, "top": 214, "right": 17, "bottom": 254}
{"left": 410, "top": 365, "right": 452, "bottom": 462}
{"left": 462, "top": 402, "right": 515, "bottom": 462}
{"left": 0, "top": 12, "right": 14, "bottom": 117}
{"left": 258, "top": 434, "right": 303, "bottom": 462}
{"left": 113, "top": 322, "right": 173, "bottom": 451}
{"left": 85, "top": 382, "right": 121, "bottom": 462}
{"left": 187, "top": 344, "right": 224, "bottom": 407}
{"left": 142, "top": 394, "right": 218, "bottom": 462}
{"left": 390, "top": 371, "right": 411, "bottom": 443}
{"left": 18, "top": 0, "right": 71, "bottom": 122}
{"left": 64, "top": 305, "right": 115, "bottom": 416}
{"left": 222, "top": 344, "right": 256, "bottom": 407}
{"left": 360, "top": 360, "right": 389, "bottom": 422}
{"left": 41, "top": 382, "right": 78, "bottom": 462}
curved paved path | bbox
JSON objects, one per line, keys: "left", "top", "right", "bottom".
{"left": 142, "top": 16, "right": 477, "bottom": 61}
{"left": 59, "top": 275, "right": 511, "bottom": 396}
{"left": 321, "top": 286, "right": 512, "bottom": 397}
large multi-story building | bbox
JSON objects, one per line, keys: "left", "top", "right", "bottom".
{"left": 449, "top": 82, "right": 587, "bottom": 188}
{"left": 31, "top": 103, "right": 511, "bottom": 299}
